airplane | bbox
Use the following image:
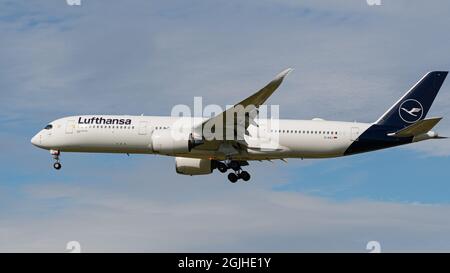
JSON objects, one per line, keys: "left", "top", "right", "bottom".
{"left": 31, "top": 69, "right": 448, "bottom": 183}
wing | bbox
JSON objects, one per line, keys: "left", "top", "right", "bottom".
{"left": 193, "top": 68, "right": 293, "bottom": 153}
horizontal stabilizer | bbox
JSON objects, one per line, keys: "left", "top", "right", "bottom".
{"left": 387, "top": 117, "right": 442, "bottom": 137}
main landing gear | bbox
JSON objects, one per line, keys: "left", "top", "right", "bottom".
{"left": 50, "top": 150, "right": 62, "bottom": 170}
{"left": 227, "top": 171, "right": 250, "bottom": 183}
{"left": 216, "top": 160, "right": 251, "bottom": 183}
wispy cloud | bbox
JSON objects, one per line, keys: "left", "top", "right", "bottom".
{"left": 2, "top": 173, "right": 450, "bottom": 252}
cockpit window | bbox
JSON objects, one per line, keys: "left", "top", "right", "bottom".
{"left": 44, "top": 124, "right": 53, "bottom": 130}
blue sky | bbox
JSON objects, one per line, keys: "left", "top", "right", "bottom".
{"left": 1, "top": 0, "right": 450, "bottom": 252}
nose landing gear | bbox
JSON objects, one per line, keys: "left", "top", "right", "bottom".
{"left": 50, "top": 150, "right": 62, "bottom": 170}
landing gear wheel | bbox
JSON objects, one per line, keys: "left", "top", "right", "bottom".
{"left": 228, "top": 173, "right": 238, "bottom": 183}
{"left": 240, "top": 171, "right": 251, "bottom": 181}
{"left": 229, "top": 161, "right": 240, "bottom": 171}
{"left": 53, "top": 162, "right": 62, "bottom": 170}
{"left": 218, "top": 162, "right": 228, "bottom": 173}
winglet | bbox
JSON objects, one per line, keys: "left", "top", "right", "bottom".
{"left": 275, "top": 68, "right": 294, "bottom": 81}
{"left": 236, "top": 68, "right": 294, "bottom": 108}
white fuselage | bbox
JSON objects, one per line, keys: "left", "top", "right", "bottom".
{"left": 31, "top": 115, "right": 371, "bottom": 160}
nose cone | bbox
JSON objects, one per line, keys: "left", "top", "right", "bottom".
{"left": 31, "top": 134, "right": 40, "bottom": 147}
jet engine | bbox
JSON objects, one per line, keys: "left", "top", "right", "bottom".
{"left": 175, "top": 157, "right": 215, "bottom": 175}
{"left": 152, "top": 130, "right": 203, "bottom": 155}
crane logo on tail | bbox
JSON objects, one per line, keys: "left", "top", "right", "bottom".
{"left": 399, "top": 99, "right": 423, "bottom": 123}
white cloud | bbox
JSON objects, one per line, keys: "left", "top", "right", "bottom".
{"left": 1, "top": 174, "right": 449, "bottom": 252}
{"left": 1, "top": 0, "right": 449, "bottom": 145}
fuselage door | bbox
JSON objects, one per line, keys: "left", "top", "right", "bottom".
{"left": 66, "top": 120, "right": 76, "bottom": 134}
{"left": 139, "top": 121, "right": 148, "bottom": 135}
{"left": 350, "top": 127, "right": 360, "bottom": 141}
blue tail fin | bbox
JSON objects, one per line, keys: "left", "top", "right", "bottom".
{"left": 375, "top": 71, "right": 448, "bottom": 128}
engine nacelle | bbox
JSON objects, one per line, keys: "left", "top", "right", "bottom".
{"left": 152, "top": 130, "right": 203, "bottom": 155}
{"left": 175, "top": 157, "right": 214, "bottom": 175}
